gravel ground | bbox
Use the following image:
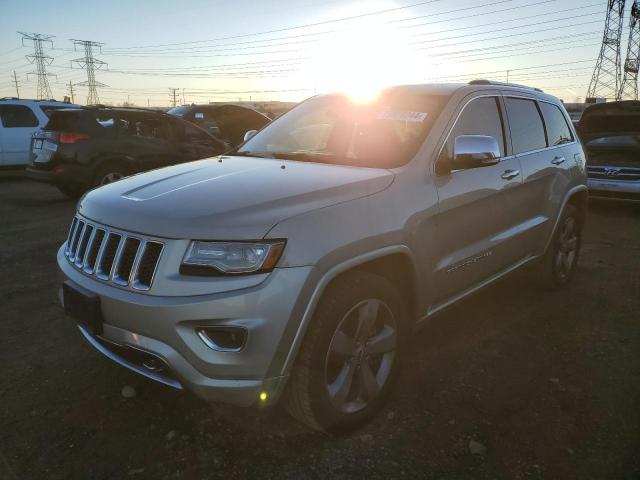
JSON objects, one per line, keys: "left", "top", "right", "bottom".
{"left": 1, "top": 176, "right": 639, "bottom": 480}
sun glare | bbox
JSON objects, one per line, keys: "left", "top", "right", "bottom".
{"left": 308, "top": 15, "right": 420, "bottom": 101}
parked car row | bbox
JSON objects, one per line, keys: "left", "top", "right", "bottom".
{"left": 0, "top": 97, "right": 270, "bottom": 198}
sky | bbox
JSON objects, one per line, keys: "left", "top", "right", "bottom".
{"left": 0, "top": 0, "right": 631, "bottom": 106}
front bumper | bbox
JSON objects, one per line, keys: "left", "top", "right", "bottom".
{"left": 57, "top": 244, "right": 313, "bottom": 407}
{"left": 588, "top": 177, "right": 640, "bottom": 201}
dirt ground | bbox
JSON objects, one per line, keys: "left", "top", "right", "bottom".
{"left": 1, "top": 175, "right": 639, "bottom": 480}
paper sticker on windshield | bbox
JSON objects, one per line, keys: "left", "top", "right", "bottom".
{"left": 377, "top": 111, "right": 428, "bottom": 122}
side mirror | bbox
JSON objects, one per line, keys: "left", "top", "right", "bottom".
{"left": 243, "top": 130, "right": 258, "bottom": 142}
{"left": 451, "top": 135, "right": 501, "bottom": 170}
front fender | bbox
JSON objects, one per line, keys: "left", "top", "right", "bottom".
{"left": 265, "top": 245, "right": 418, "bottom": 379}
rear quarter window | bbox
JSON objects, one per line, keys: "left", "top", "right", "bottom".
{"left": 45, "top": 110, "right": 116, "bottom": 135}
{"left": 40, "top": 105, "right": 71, "bottom": 118}
{"left": 540, "top": 102, "right": 573, "bottom": 146}
{"left": 0, "top": 105, "right": 39, "bottom": 128}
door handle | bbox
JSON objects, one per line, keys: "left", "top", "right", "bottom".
{"left": 551, "top": 156, "right": 565, "bottom": 165}
{"left": 501, "top": 169, "right": 520, "bottom": 180}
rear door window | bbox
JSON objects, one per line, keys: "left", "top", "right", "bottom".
{"left": 119, "top": 114, "right": 172, "bottom": 140}
{"left": 0, "top": 105, "right": 39, "bottom": 127}
{"left": 441, "top": 96, "right": 506, "bottom": 161}
{"left": 539, "top": 102, "right": 573, "bottom": 146}
{"left": 504, "top": 97, "right": 547, "bottom": 154}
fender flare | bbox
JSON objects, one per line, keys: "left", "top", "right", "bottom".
{"left": 278, "top": 244, "right": 418, "bottom": 377}
{"left": 542, "top": 184, "right": 588, "bottom": 254}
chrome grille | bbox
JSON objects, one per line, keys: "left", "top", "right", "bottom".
{"left": 587, "top": 166, "right": 640, "bottom": 181}
{"left": 64, "top": 215, "right": 164, "bottom": 291}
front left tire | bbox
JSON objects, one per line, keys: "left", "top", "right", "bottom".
{"left": 284, "top": 271, "right": 406, "bottom": 432}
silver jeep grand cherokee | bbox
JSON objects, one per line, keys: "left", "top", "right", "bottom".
{"left": 58, "top": 81, "right": 588, "bottom": 431}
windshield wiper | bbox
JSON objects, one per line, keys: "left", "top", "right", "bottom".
{"left": 231, "top": 151, "right": 274, "bottom": 159}
{"left": 269, "top": 151, "right": 335, "bottom": 162}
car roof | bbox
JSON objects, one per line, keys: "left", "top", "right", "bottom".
{"left": 391, "top": 82, "right": 560, "bottom": 102}
{"left": 47, "top": 106, "right": 169, "bottom": 116}
{"left": 0, "top": 98, "right": 79, "bottom": 107}
{"left": 312, "top": 81, "right": 561, "bottom": 104}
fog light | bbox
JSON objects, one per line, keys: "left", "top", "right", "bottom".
{"left": 259, "top": 391, "right": 268, "bottom": 402}
{"left": 197, "top": 326, "right": 247, "bottom": 352}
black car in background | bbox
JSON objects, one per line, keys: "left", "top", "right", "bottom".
{"left": 577, "top": 101, "right": 640, "bottom": 201}
{"left": 26, "top": 106, "right": 227, "bottom": 198}
{"left": 167, "top": 104, "right": 270, "bottom": 147}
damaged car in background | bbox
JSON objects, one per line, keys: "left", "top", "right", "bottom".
{"left": 578, "top": 100, "right": 640, "bottom": 201}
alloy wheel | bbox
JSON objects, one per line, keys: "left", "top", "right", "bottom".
{"left": 100, "top": 172, "right": 124, "bottom": 185}
{"left": 324, "top": 298, "right": 397, "bottom": 414}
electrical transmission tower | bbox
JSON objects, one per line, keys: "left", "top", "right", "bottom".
{"left": 619, "top": 0, "right": 640, "bottom": 100}
{"left": 587, "top": 0, "right": 626, "bottom": 101}
{"left": 71, "top": 39, "right": 107, "bottom": 105}
{"left": 12, "top": 71, "right": 20, "bottom": 98}
{"left": 169, "top": 88, "right": 180, "bottom": 107}
{"left": 19, "top": 32, "right": 56, "bottom": 100}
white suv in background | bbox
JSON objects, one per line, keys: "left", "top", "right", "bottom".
{"left": 0, "top": 98, "right": 79, "bottom": 168}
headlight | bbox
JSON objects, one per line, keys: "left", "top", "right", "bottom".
{"left": 181, "top": 240, "right": 286, "bottom": 275}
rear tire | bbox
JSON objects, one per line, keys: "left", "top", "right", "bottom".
{"left": 532, "top": 204, "right": 582, "bottom": 289}
{"left": 93, "top": 161, "right": 130, "bottom": 188}
{"left": 284, "top": 271, "right": 406, "bottom": 432}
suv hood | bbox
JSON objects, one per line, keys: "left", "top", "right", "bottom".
{"left": 78, "top": 156, "right": 394, "bottom": 239}
{"left": 578, "top": 100, "right": 640, "bottom": 142}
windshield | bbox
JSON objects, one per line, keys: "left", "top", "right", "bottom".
{"left": 167, "top": 105, "right": 191, "bottom": 117}
{"left": 237, "top": 91, "right": 448, "bottom": 168}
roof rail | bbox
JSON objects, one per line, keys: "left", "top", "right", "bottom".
{"left": 468, "top": 79, "right": 543, "bottom": 93}
{"left": 0, "top": 97, "right": 20, "bottom": 101}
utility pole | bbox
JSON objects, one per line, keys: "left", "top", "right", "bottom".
{"left": 67, "top": 80, "right": 75, "bottom": 103}
{"left": 169, "top": 88, "right": 179, "bottom": 107}
{"left": 182, "top": 87, "right": 185, "bottom": 105}
{"left": 19, "top": 32, "right": 56, "bottom": 100}
{"left": 587, "top": 0, "right": 626, "bottom": 101}
{"left": 506, "top": 70, "right": 510, "bottom": 82}
{"left": 12, "top": 71, "right": 20, "bottom": 98}
{"left": 71, "top": 39, "right": 107, "bottom": 105}
{"left": 619, "top": 0, "right": 640, "bottom": 100}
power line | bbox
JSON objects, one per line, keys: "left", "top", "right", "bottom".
{"left": 19, "top": 32, "right": 56, "bottom": 100}
{"left": 71, "top": 39, "right": 107, "bottom": 104}
{"left": 104, "top": 0, "right": 449, "bottom": 51}
{"left": 103, "top": 0, "right": 560, "bottom": 55}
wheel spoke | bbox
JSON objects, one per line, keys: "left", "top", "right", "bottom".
{"left": 365, "top": 326, "right": 396, "bottom": 355}
{"left": 330, "top": 330, "right": 357, "bottom": 356}
{"left": 329, "top": 362, "right": 357, "bottom": 406}
{"left": 355, "top": 300, "right": 379, "bottom": 343}
{"left": 561, "top": 252, "right": 571, "bottom": 272}
{"left": 360, "top": 362, "right": 380, "bottom": 400}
